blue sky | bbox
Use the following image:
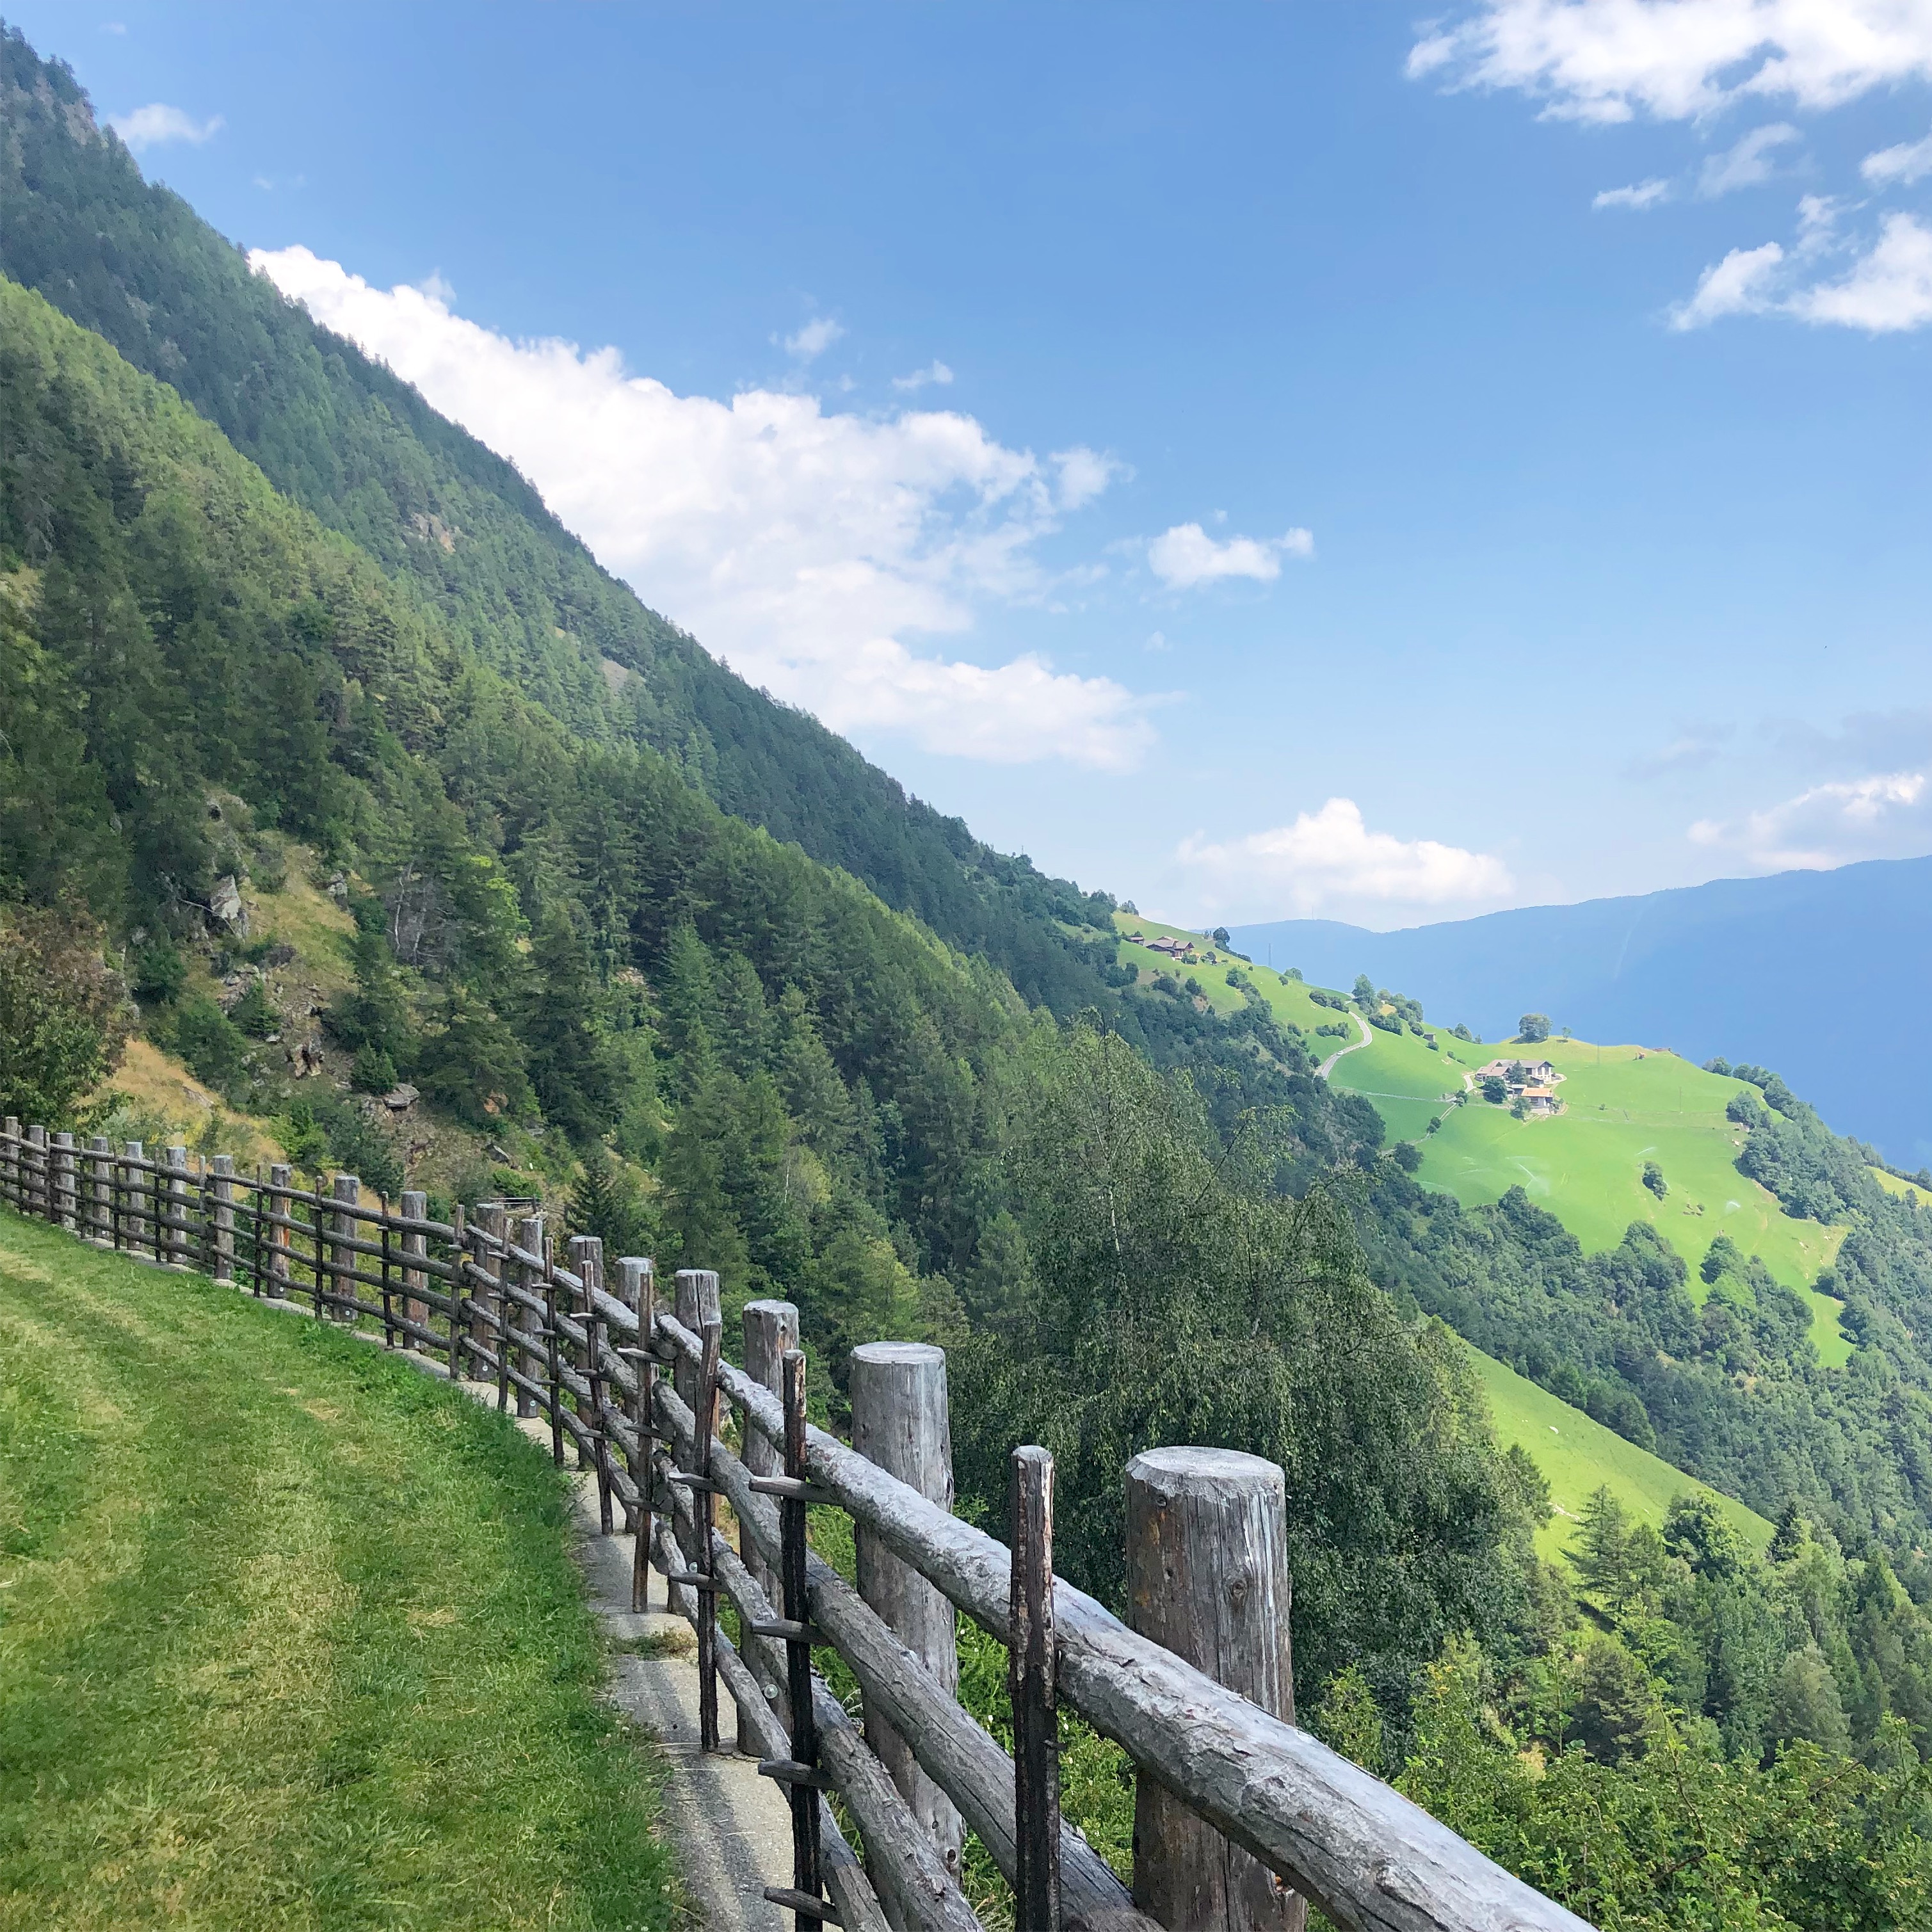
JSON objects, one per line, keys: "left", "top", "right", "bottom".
{"left": 20, "top": 1, "right": 1932, "bottom": 928}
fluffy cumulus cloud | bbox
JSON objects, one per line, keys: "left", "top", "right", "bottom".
{"left": 1413, "top": 4, "right": 1932, "bottom": 334}
{"left": 252, "top": 247, "right": 1150, "bottom": 769}
{"left": 1673, "top": 212, "right": 1932, "bottom": 331}
{"left": 1408, "top": 1, "right": 1932, "bottom": 124}
{"left": 1691, "top": 771, "right": 1931, "bottom": 869}
{"left": 1177, "top": 798, "right": 1514, "bottom": 919}
{"left": 1145, "top": 522, "right": 1314, "bottom": 590}
{"left": 109, "top": 103, "right": 223, "bottom": 150}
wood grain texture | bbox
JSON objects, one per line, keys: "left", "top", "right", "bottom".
{"left": 1126, "top": 1447, "right": 1304, "bottom": 1932}
{"left": 849, "top": 1342, "right": 964, "bottom": 1880}
{"left": 647, "top": 1311, "right": 1594, "bottom": 1932}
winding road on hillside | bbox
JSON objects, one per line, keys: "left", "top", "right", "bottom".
{"left": 1317, "top": 1010, "right": 1374, "bottom": 1079}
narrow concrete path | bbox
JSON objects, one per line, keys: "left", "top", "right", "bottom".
{"left": 486, "top": 1391, "right": 793, "bottom": 1932}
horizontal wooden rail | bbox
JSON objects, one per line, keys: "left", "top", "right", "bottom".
{"left": 648, "top": 1312, "right": 1591, "bottom": 1932}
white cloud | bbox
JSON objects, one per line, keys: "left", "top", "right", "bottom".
{"left": 1594, "top": 177, "right": 1671, "bottom": 209}
{"left": 1690, "top": 771, "right": 1930, "bottom": 867}
{"left": 1675, "top": 211, "right": 1932, "bottom": 330}
{"left": 1409, "top": 1, "right": 1932, "bottom": 124}
{"left": 782, "top": 316, "right": 844, "bottom": 361}
{"left": 1789, "top": 211, "right": 1932, "bottom": 328}
{"left": 1145, "top": 522, "right": 1314, "bottom": 590}
{"left": 1698, "top": 122, "right": 1800, "bottom": 197}
{"left": 1669, "top": 240, "right": 1785, "bottom": 326}
{"left": 253, "top": 245, "right": 1150, "bottom": 770}
{"left": 1864, "top": 129, "right": 1932, "bottom": 184}
{"left": 1054, "top": 447, "right": 1121, "bottom": 511}
{"left": 1178, "top": 798, "right": 1514, "bottom": 919}
{"left": 109, "top": 103, "right": 223, "bottom": 150}
{"left": 891, "top": 360, "right": 954, "bottom": 391}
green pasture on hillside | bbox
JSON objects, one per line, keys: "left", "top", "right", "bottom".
{"left": 1470, "top": 1348, "right": 1773, "bottom": 1566}
{"left": 1870, "top": 1164, "right": 1929, "bottom": 1203}
{"left": 1417, "top": 1041, "right": 1851, "bottom": 1364}
{"left": 1112, "top": 915, "right": 1851, "bottom": 1362}
{"left": 0, "top": 1212, "right": 676, "bottom": 1931}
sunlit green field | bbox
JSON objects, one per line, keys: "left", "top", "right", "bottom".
{"left": 0, "top": 1211, "right": 675, "bottom": 1931}
{"left": 1470, "top": 1348, "right": 1773, "bottom": 1565}
{"left": 1417, "top": 1040, "right": 1849, "bottom": 1363}
{"left": 1869, "top": 1164, "right": 1929, "bottom": 1203}
{"left": 1113, "top": 917, "right": 1850, "bottom": 1362}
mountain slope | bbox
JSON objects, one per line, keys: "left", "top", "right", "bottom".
{"left": 0, "top": 28, "right": 1120, "bottom": 1017}
{"left": 1230, "top": 855, "right": 1932, "bottom": 1163}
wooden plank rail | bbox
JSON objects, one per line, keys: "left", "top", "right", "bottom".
{"left": 0, "top": 1118, "right": 1595, "bottom": 1932}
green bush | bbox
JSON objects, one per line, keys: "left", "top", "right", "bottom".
{"left": 170, "top": 995, "right": 252, "bottom": 1102}
{"left": 350, "top": 1043, "right": 398, "bottom": 1094}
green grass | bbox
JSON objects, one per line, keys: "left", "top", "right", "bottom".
{"left": 1416, "top": 1040, "right": 1851, "bottom": 1365}
{"left": 1469, "top": 1348, "right": 1773, "bottom": 1566}
{"left": 0, "top": 1211, "right": 677, "bottom": 1931}
{"left": 1113, "top": 915, "right": 1851, "bottom": 1364}
{"left": 1869, "top": 1165, "right": 1928, "bottom": 1203}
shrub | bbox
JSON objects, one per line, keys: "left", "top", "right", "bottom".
{"left": 170, "top": 995, "right": 252, "bottom": 1102}
{"left": 350, "top": 1043, "right": 398, "bottom": 1094}
{"left": 1642, "top": 1161, "right": 1667, "bottom": 1199}
{"left": 0, "top": 907, "right": 131, "bottom": 1124}
{"left": 229, "top": 978, "right": 278, "bottom": 1038}
{"left": 131, "top": 937, "right": 186, "bottom": 1006}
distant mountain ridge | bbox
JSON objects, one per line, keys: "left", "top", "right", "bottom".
{"left": 1231, "top": 854, "right": 1932, "bottom": 1163}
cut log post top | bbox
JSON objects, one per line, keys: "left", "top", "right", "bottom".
{"left": 1127, "top": 1447, "right": 1303, "bottom": 1932}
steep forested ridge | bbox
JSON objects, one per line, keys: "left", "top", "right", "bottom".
{"left": 0, "top": 29, "right": 1132, "bottom": 1018}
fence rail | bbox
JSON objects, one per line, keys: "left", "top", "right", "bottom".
{"left": 0, "top": 1116, "right": 1591, "bottom": 1932}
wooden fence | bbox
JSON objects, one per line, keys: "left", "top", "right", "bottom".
{"left": 0, "top": 1118, "right": 1593, "bottom": 1932}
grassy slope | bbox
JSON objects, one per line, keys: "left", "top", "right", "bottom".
{"left": 0, "top": 1212, "right": 675, "bottom": 1931}
{"left": 1416, "top": 1041, "right": 1850, "bottom": 1365}
{"left": 1115, "top": 915, "right": 1849, "bottom": 1363}
{"left": 1470, "top": 1349, "right": 1773, "bottom": 1565}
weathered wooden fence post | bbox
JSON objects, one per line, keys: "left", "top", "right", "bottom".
{"left": 673, "top": 1268, "right": 720, "bottom": 1428}
{"left": 328, "top": 1173, "right": 360, "bottom": 1319}
{"left": 619, "top": 1256, "right": 656, "bottom": 1614}
{"left": 849, "top": 1340, "right": 964, "bottom": 1877}
{"left": 266, "top": 1163, "right": 291, "bottom": 1296}
{"left": 1125, "top": 1447, "right": 1305, "bottom": 1932}
{"left": 210, "top": 1154, "right": 236, "bottom": 1282}
{"left": 26, "top": 1125, "right": 47, "bottom": 1220}
{"left": 472, "top": 1202, "right": 508, "bottom": 1405}
{"left": 162, "top": 1145, "right": 190, "bottom": 1266}
{"left": 568, "top": 1234, "right": 604, "bottom": 1469}
{"left": 513, "top": 1211, "right": 544, "bottom": 1419}
{"left": 87, "top": 1136, "right": 111, "bottom": 1244}
{"left": 52, "top": 1132, "right": 76, "bottom": 1232}
{"left": 121, "top": 1141, "right": 146, "bottom": 1256}
{"left": 1010, "top": 1445, "right": 1061, "bottom": 1932}
{"left": 399, "top": 1189, "right": 428, "bottom": 1350}
{"left": 2, "top": 1117, "right": 17, "bottom": 1209}
{"left": 742, "top": 1298, "right": 800, "bottom": 1602}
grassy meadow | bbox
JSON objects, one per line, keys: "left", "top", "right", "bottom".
{"left": 1114, "top": 914, "right": 1850, "bottom": 1364}
{"left": 1470, "top": 1348, "right": 1773, "bottom": 1565}
{"left": 0, "top": 1211, "right": 677, "bottom": 1931}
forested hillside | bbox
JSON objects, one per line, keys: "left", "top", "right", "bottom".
{"left": 0, "top": 28, "right": 1129, "bottom": 1018}
{"left": 6, "top": 26, "right": 1932, "bottom": 1915}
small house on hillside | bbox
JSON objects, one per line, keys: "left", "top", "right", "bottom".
{"left": 1476, "top": 1057, "right": 1559, "bottom": 1086}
